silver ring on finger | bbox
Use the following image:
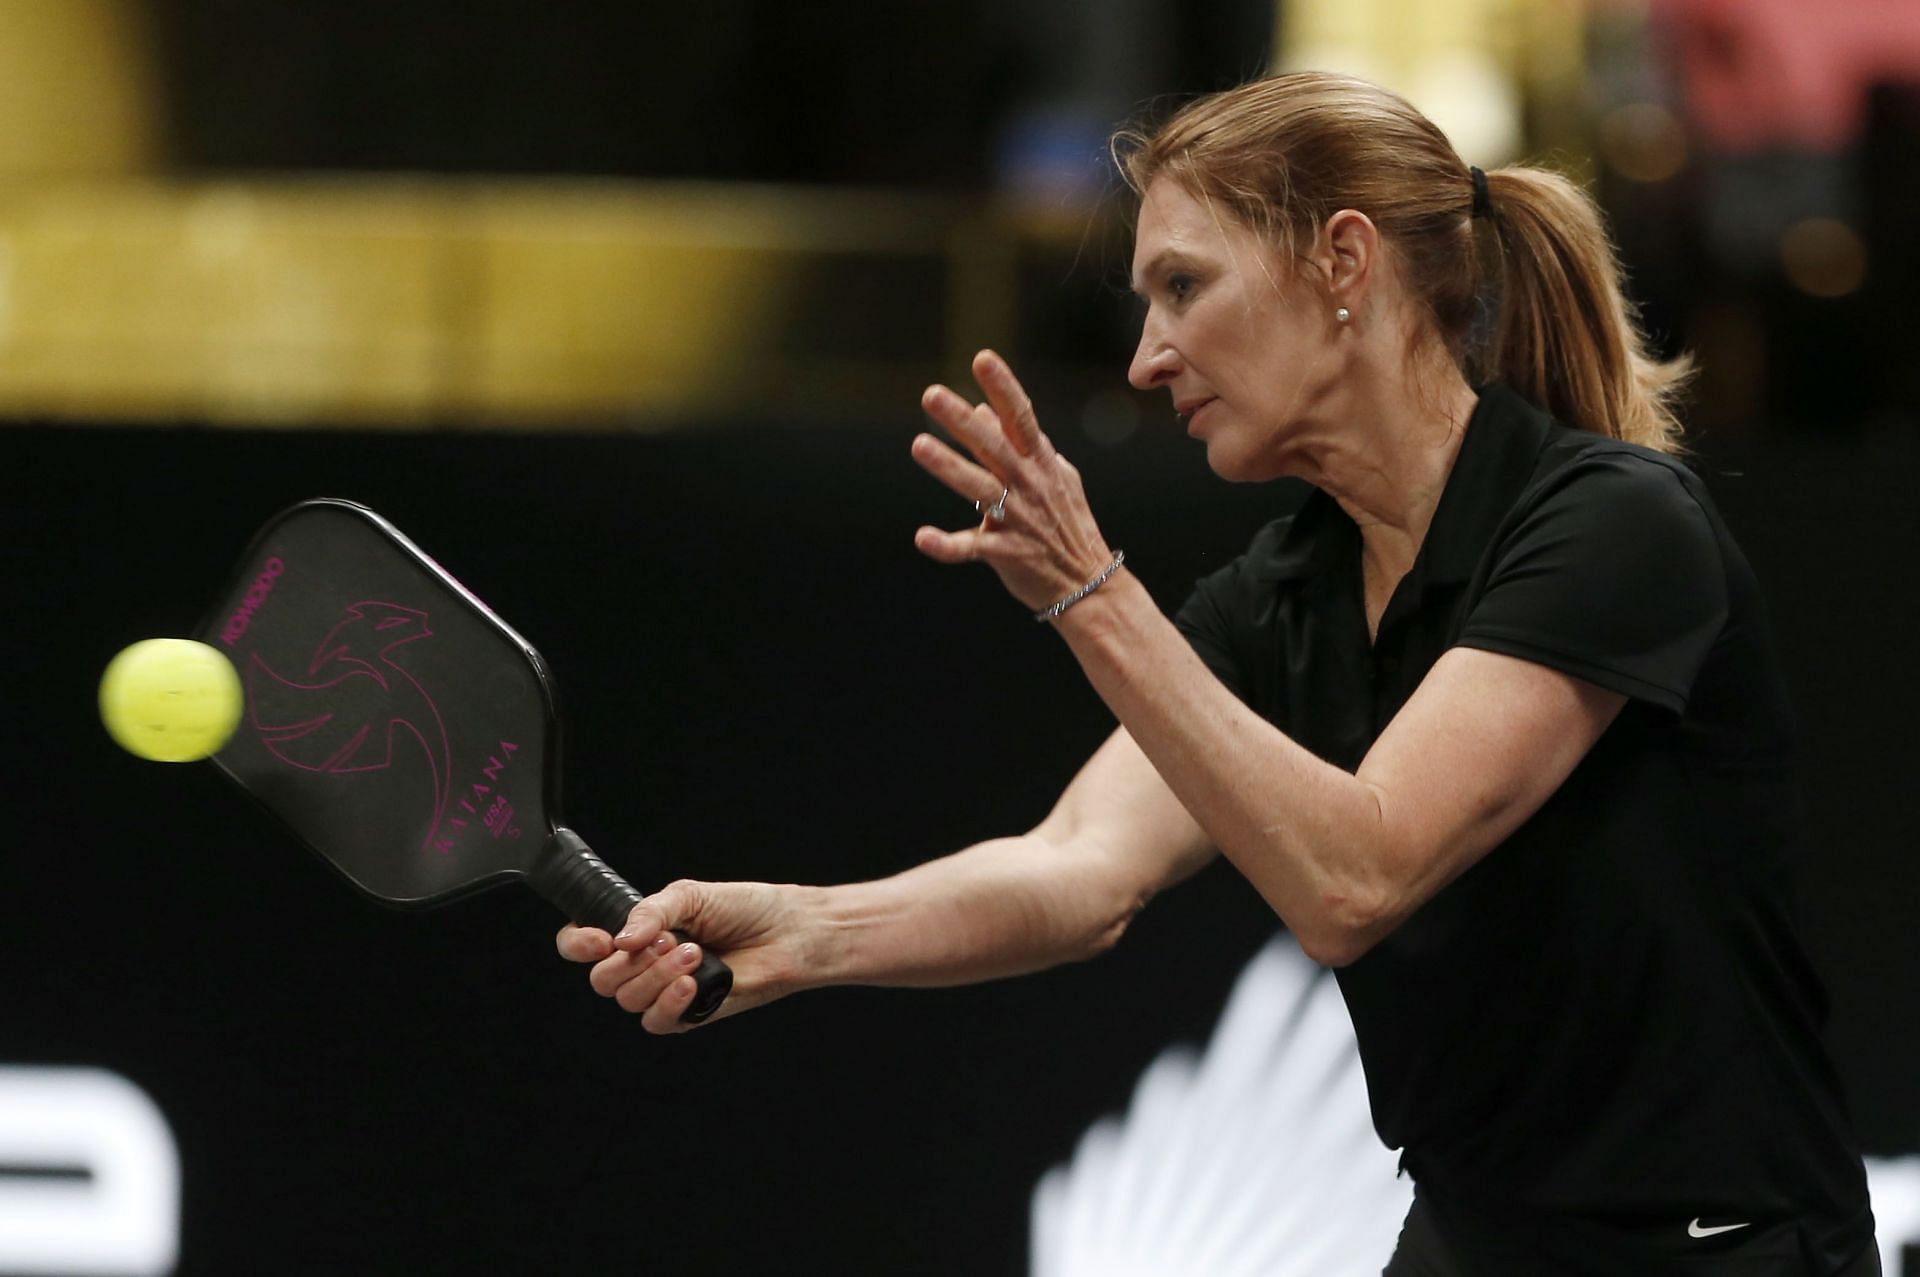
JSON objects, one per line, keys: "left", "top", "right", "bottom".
{"left": 974, "top": 486, "right": 1009, "bottom": 523}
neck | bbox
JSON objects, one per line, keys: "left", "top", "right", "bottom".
{"left": 1302, "top": 362, "right": 1478, "bottom": 581}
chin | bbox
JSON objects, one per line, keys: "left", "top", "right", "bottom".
{"left": 1202, "top": 437, "right": 1283, "bottom": 484}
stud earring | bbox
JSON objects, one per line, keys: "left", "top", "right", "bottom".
{"left": 1335, "top": 307, "right": 1351, "bottom": 323}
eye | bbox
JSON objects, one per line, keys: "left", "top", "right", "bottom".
{"left": 1167, "top": 273, "right": 1197, "bottom": 303}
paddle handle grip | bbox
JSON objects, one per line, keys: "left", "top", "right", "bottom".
{"left": 533, "top": 827, "right": 733, "bottom": 1024}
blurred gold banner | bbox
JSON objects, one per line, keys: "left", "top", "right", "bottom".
{"left": 0, "top": 180, "right": 1057, "bottom": 428}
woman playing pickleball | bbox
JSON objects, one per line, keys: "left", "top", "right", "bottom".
{"left": 559, "top": 72, "right": 1878, "bottom": 1275}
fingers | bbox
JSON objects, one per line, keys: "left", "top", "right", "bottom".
{"left": 557, "top": 923, "right": 613, "bottom": 963}
{"left": 620, "top": 940, "right": 708, "bottom": 1035}
{"left": 550, "top": 886, "right": 696, "bottom": 1033}
{"left": 611, "top": 901, "right": 664, "bottom": 952}
{"left": 972, "top": 349, "right": 1048, "bottom": 459}
{"left": 910, "top": 432, "right": 1006, "bottom": 515}
{"left": 918, "top": 349, "right": 1052, "bottom": 497}
{"left": 589, "top": 932, "right": 675, "bottom": 996}
{"left": 609, "top": 879, "right": 701, "bottom": 952}
{"left": 586, "top": 932, "right": 711, "bottom": 1034}
{"left": 908, "top": 423, "right": 1019, "bottom": 564}
{"left": 914, "top": 351, "right": 1111, "bottom": 603}
{"left": 913, "top": 522, "right": 1004, "bottom": 564}
{"left": 570, "top": 878, "right": 800, "bottom": 1033}
{"left": 921, "top": 384, "right": 1022, "bottom": 478}
{"left": 616, "top": 940, "right": 707, "bottom": 1011}
{"left": 639, "top": 969, "right": 705, "bottom": 1035}
{"left": 597, "top": 880, "right": 730, "bottom": 1033}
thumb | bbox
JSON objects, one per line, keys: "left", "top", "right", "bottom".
{"left": 611, "top": 879, "right": 705, "bottom": 951}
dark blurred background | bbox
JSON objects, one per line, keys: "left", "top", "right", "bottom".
{"left": 1, "top": 1, "right": 1916, "bottom": 1273}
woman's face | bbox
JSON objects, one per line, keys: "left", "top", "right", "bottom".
{"left": 1128, "top": 177, "right": 1344, "bottom": 482}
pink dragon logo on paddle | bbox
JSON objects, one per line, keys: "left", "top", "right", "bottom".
{"left": 244, "top": 600, "right": 454, "bottom": 851}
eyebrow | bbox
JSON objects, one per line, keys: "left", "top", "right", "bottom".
{"left": 1129, "top": 249, "right": 1194, "bottom": 297}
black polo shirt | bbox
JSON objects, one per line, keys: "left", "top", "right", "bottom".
{"left": 1174, "top": 384, "right": 1874, "bottom": 1274}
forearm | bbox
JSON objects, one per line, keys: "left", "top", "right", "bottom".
{"left": 1051, "top": 572, "right": 1391, "bottom": 960}
{"left": 901, "top": 353, "right": 1618, "bottom": 971}
{"left": 804, "top": 832, "right": 1145, "bottom": 990}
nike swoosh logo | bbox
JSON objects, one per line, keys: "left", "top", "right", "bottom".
{"left": 1688, "top": 1218, "right": 1752, "bottom": 1238}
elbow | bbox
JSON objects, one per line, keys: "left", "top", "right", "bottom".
{"left": 1080, "top": 889, "right": 1147, "bottom": 961}
{"left": 1293, "top": 889, "right": 1394, "bottom": 969}
{"left": 1070, "top": 875, "right": 1153, "bottom": 963}
{"left": 1296, "top": 926, "right": 1373, "bottom": 969}
{"left": 1291, "top": 790, "right": 1407, "bottom": 968}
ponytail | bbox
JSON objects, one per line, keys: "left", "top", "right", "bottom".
{"left": 1479, "top": 167, "right": 1691, "bottom": 454}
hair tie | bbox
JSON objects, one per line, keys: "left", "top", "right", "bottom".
{"left": 1469, "top": 166, "right": 1492, "bottom": 219}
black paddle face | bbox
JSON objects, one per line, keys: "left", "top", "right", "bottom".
{"left": 197, "top": 500, "right": 559, "bottom": 908}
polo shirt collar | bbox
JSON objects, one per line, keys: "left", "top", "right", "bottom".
{"left": 1259, "top": 482, "right": 1348, "bottom": 582}
{"left": 1259, "top": 382, "right": 1556, "bottom": 585}
{"left": 1421, "top": 382, "right": 1556, "bottom": 584}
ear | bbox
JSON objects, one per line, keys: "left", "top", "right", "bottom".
{"left": 1319, "top": 209, "right": 1378, "bottom": 309}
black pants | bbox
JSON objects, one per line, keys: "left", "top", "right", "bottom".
{"left": 1383, "top": 1194, "right": 1883, "bottom": 1277}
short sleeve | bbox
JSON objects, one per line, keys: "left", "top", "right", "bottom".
{"left": 1455, "top": 453, "right": 1729, "bottom": 714}
{"left": 1174, "top": 561, "right": 1252, "bottom": 703}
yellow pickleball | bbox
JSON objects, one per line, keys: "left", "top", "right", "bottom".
{"left": 99, "top": 638, "right": 244, "bottom": 762}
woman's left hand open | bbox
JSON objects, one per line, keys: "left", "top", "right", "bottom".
{"left": 913, "top": 349, "right": 1117, "bottom": 616}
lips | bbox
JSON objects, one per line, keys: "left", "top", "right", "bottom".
{"left": 1177, "top": 397, "right": 1217, "bottom": 431}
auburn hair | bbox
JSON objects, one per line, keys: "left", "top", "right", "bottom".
{"left": 1113, "top": 72, "right": 1690, "bottom": 454}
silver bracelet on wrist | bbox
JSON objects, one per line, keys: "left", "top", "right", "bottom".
{"left": 1034, "top": 549, "right": 1126, "bottom": 622}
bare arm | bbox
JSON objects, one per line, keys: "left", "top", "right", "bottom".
{"left": 816, "top": 727, "right": 1215, "bottom": 987}
{"left": 1055, "top": 580, "right": 1624, "bottom": 966}
{"left": 559, "top": 728, "right": 1213, "bottom": 1030}
{"left": 914, "top": 351, "right": 1627, "bottom": 968}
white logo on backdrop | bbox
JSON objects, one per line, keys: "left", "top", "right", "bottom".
{"left": 1032, "top": 937, "right": 1920, "bottom": 1277}
{"left": 0, "top": 1067, "right": 178, "bottom": 1276}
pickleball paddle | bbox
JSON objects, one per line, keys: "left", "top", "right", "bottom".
{"left": 195, "top": 498, "right": 732, "bottom": 1023}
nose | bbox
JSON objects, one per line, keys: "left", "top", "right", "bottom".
{"left": 1128, "top": 317, "right": 1180, "bottom": 391}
